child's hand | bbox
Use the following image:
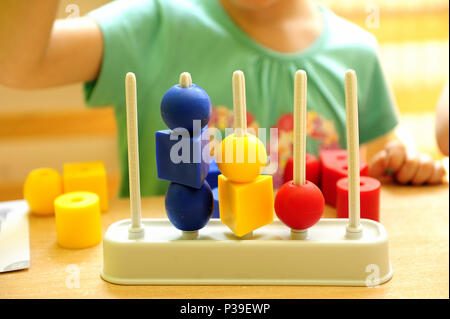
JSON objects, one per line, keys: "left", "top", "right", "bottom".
{"left": 369, "top": 140, "right": 446, "bottom": 185}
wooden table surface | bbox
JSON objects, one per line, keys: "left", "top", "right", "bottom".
{"left": 1, "top": 184, "right": 448, "bottom": 299}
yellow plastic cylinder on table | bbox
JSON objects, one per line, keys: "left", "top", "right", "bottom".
{"left": 54, "top": 191, "right": 102, "bottom": 249}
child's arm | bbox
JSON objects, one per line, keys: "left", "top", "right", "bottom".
{"left": 0, "top": 0, "right": 103, "bottom": 89}
{"left": 366, "top": 131, "right": 446, "bottom": 185}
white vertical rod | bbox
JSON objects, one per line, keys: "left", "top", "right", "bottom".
{"left": 125, "top": 72, "right": 144, "bottom": 238}
{"left": 345, "top": 70, "right": 363, "bottom": 239}
{"left": 293, "top": 70, "right": 307, "bottom": 186}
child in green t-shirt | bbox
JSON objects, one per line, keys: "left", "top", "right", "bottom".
{"left": 0, "top": 0, "right": 445, "bottom": 196}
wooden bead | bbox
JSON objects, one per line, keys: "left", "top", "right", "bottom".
{"left": 24, "top": 168, "right": 63, "bottom": 216}
{"left": 275, "top": 180, "right": 324, "bottom": 230}
{"left": 336, "top": 176, "right": 381, "bottom": 222}
{"left": 160, "top": 83, "right": 211, "bottom": 133}
{"left": 54, "top": 192, "right": 102, "bottom": 249}
{"left": 165, "top": 182, "right": 213, "bottom": 231}
{"left": 155, "top": 127, "right": 210, "bottom": 189}
{"left": 218, "top": 174, "right": 274, "bottom": 237}
{"left": 63, "top": 161, "right": 109, "bottom": 212}
{"left": 319, "top": 150, "right": 368, "bottom": 207}
{"left": 216, "top": 133, "right": 267, "bottom": 183}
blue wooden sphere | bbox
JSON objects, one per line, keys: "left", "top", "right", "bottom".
{"left": 165, "top": 181, "right": 213, "bottom": 231}
{"left": 161, "top": 84, "right": 211, "bottom": 133}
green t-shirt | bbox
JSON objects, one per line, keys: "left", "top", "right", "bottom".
{"left": 84, "top": 0, "right": 398, "bottom": 197}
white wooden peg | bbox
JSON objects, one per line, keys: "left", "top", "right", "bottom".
{"left": 344, "top": 70, "right": 363, "bottom": 239}
{"left": 233, "top": 70, "right": 247, "bottom": 137}
{"left": 293, "top": 70, "right": 307, "bottom": 186}
{"left": 179, "top": 72, "right": 192, "bottom": 88}
{"left": 125, "top": 72, "right": 144, "bottom": 239}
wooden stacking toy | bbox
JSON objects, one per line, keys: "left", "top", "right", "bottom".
{"left": 101, "top": 69, "right": 392, "bottom": 286}
{"left": 282, "top": 153, "right": 321, "bottom": 186}
{"left": 155, "top": 72, "right": 210, "bottom": 189}
{"left": 319, "top": 149, "right": 369, "bottom": 207}
{"left": 217, "top": 71, "right": 273, "bottom": 238}
{"left": 156, "top": 72, "right": 213, "bottom": 238}
{"left": 24, "top": 168, "right": 63, "bottom": 216}
{"left": 336, "top": 176, "right": 381, "bottom": 222}
{"left": 275, "top": 71, "right": 325, "bottom": 239}
{"left": 54, "top": 191, "right": 102, "bottom": 249}
{"left": 63, "top": 161, "right": 109, "bottom": 212}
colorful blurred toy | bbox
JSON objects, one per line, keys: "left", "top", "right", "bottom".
{"left": 101, "top": 70, "right": 392, "bottom": 287}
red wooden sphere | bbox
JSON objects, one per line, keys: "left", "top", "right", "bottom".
{"left": 283, "top": 154, "right": 321, "bottom": 186}
{"left": 275, "top": 180, "right": 325, "bottom": 230}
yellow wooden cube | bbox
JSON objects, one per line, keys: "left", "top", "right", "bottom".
{"left": 218, "top": 174, "right": 274, "bottom": 237}
{"left": 63, "top": 161, "right": 108, "bottom": 212}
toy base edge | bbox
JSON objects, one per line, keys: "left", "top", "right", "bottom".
{"left": 100, "top": 269, "right": 393, "bottom": 287}
{"left": 101, "top": 218, "right": 392, "bottom": 287}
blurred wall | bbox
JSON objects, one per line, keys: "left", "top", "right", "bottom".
{"left": 320, "top": 0, "right": 449, "bottom": 113}
{"left": 0, "top": 0, "right": 448, "bottom": 200}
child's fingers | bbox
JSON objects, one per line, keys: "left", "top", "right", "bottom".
{"left": 385, "top": 140, "right": 406, "bottom": 171}
{"left": 411, "top": 155, "right": 434, "bottom": 185}
{"left": 427, "top": 162, "right": 446, "bottom": 185}
{"left": 395, "top": 154, "right": 420, "bottom": 184}
{"left": 369, "top": 149, "right": 388, "bottom": 179}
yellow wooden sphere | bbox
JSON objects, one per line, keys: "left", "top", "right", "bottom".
{"left": 23, "top": 168, "right": 63, "bottom": 216}
{"left": 216, "top": 133, "right": 267, "bottom": 183}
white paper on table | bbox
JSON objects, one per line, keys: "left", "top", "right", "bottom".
{"left": 0, "top": 200, "right": 30, "bottom": 273}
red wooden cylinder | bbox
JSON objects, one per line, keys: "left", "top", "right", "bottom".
{"left": 336, "top": 176, "right": 381, "bottom": 222}
{"left": 319, "top": 150, "right": 369, "bottom": 207}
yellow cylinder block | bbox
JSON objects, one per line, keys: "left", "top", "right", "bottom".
{"left": 54, "top": 191, "right": 102, "bottom": 249}
{"left": 216, "top": 133, "right": 267, "bottom": 183}
{"left": 23, "top": 168, "right": 63, "bottom": 216}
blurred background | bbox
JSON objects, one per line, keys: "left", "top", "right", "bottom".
{"left": 0, "top": 0, "right": 448, "bottom": 200}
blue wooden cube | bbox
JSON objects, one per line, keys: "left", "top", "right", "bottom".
{"left": 206, "top": 159, "right": 221, "bottom": 190}
{"left": 155, "top": 127, "right": 209, "bottom": 189}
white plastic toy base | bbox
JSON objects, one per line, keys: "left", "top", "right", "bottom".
{"left": 101, "top": 218, "right": 392, "bottom": 286}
